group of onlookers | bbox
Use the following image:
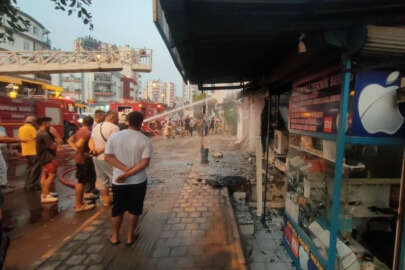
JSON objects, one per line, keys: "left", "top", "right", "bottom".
{"left": 19, "top": 116, "right": 63, "bottom": 203}
{"left": 0, "top": 109, "right": 152, "bottom": 266}
{"left": 162, "top": 116, "right": 223, "bottom": 139}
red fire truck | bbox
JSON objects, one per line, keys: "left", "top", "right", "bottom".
{"left": 0, "top": 95, "right": 80, "bottom": 140}
{"left": 109, "top": 101, "right": 165, "bottom": 135}
{"left": 0, "top": 76, "right": 80, "bottom": 140}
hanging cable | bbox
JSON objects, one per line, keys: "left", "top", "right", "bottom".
{"left": 261, "top": 91, "right": 272, "bottom": 227}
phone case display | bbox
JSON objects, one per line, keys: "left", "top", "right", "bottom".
{"left": 286, "top": 137, "right": 333, "bottom": 261}
{"left": 284, "top": 135, "right": 397, "bottom": 270}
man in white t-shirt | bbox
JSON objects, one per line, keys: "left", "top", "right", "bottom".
{"left": 105, "top": 111, "right": 152, "bottom": 245}
{"left": 89, "top": 111, "right": 119, "bottom": 206}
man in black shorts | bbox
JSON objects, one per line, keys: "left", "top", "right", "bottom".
{"left": 105, "top": 111, "right": 152, "bottom": 245}
{"left": 68, "top": 116, "right": 96, "bottom": 212}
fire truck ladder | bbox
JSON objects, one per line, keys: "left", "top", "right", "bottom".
{"left": 0, "top": 47, "right": 152, "bottom": 77}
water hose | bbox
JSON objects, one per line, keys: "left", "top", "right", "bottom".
{"left": 59, "top": 166, "right": 76, "bottom": 188}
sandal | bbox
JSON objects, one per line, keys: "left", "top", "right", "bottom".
{"left": 75, "top": 203, "right": 95, "bottom": 213}
{"left": 109, "top": 237, "right": 120, "bottom": 246}
{"left": 126, "top": 233, "right": 139, "bottom": 246}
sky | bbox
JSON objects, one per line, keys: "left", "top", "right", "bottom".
{"left": 16, "top": 0, "right": 183, "bottom": 96}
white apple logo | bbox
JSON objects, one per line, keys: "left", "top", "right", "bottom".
{"left": 358, "top": 71, "right": 404, "bottom": 134}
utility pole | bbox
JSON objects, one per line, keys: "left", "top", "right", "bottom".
{"left": 201, "top": 90, "right": 209, "bottom": 163}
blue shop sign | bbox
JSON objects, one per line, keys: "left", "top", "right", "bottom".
{"left": 351, "top": 70, "right": 405, "bottom": 138}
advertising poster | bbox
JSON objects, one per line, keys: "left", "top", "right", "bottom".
{"left": 283, "top": 217, "right": 325, "bottom": 270}
{"left": 289, "top": 71, "right": 354, "bottom": 134}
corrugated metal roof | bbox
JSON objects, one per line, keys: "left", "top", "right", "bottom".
{"left": 362, "top": 25, "right": 405, "bottom": 55}
{"left": 154, "top": 0, "right": 405, "bottom": 85}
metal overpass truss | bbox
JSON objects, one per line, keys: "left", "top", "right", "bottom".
{"left": 0, "top": 47, "right": 152, "bottom": 77}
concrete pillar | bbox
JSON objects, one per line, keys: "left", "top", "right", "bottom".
{"left": 247, "top": 95, "right": 265, "bottom": 152}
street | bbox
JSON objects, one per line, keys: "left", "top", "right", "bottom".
{"left": 3, "top": 135, "right": 247, "bottom": 270}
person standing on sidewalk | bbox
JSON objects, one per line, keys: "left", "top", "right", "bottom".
{"left": 81, "top": 110, "right": 106, "bottom": 198}
{"left": 93, "top": 110, "right": 105, "bottom": 129}
{"left": 68, "top": 116, "right": 96, "bottom": 212}
{"left": 36, "top": 117, "right": 58, "bottom": 204}
{"left": 0, "top": 134, "right": 26, "bottom": 268}
{"left": 0, "top": 133, "right": 23, "bottom": 194}
{"left": 105, "top": 111, "right": 152, "bottom": 245}
{"left": 89, "top": 111, "right": 119, "bottom": 206}
{"left": 18, "top": 116, "right": 41, "bottom": 191}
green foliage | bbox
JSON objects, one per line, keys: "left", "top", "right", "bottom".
{"left": 222, "top": 95, "right": 238, "bottom": 135}
{"left": 0, "top": 0, "right": 93, "bottom": 42}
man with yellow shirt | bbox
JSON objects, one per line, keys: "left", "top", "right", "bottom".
{"left": 18, "top": 116, "right": 41, "bottom": 191}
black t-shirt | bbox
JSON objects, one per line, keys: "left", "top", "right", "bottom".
{"left": 185, "top": 119, "right": 190, "bottom": 128}
{"left": 36, "top": 131, "right": 56, "bottom": 165}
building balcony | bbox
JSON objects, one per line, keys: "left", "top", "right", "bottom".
{"left": 94, "top": 91, "right": 115, "bottom": 97}
{"left": 93, "top": 80, "right": 112, "bottom": 85}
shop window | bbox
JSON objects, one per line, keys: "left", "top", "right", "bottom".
{"left": 23, "top": 41, "right": 30, "bottom": 50}
{"left": 68, "top": 103, "right": 76, "bottom": 113}
{"left": 33, "top": 26, "right": 39, "bottom": 36}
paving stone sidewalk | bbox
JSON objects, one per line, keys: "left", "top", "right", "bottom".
{"left": 36, "top": 137, "right": 247, "bottom": 270}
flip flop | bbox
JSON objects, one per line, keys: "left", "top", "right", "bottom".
{"left": 109, "top": 238, "right": 120, "bottom": 246}
{"left": 126, "top": 233, "right": 139, "bottom": 246}
{"left": 109, "top": 235, "right": 121, "bottom": 245}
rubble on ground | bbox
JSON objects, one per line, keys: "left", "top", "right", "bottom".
{"left": 206, "top": 175, "right": 246, "bottom": 191}
{"left": 212, "top": 152, "right": 224, "bottom": 158}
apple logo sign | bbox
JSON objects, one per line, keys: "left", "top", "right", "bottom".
{"left": 358, "top": 71, "right": 404, "bottom": 134}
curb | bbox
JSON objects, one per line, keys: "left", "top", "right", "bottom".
{"left": 222, "top": 187, "right": 248, "bottom": 270}
{"left": 29, "top": 208, "right": 104, "bottom": 270}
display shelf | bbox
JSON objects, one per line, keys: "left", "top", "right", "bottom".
{"left": 347, "top": 238, "right": 390, "bottom": 270}
{"left": 344, "top": 178, "right": 400, "bottom": 185}
{"left": 348, "top": 205, "right": 395, "bottom": 218}
{"left": 289, "top": 130, "right": 337, "bottom": 141}
{"left": 289, "top": 144, "right": 366, "bottom": 170}
{"left": 290, "top": 130, "right": 405, "bottom": 146}
{"left": 346, "top": 136, "right": 405, "bottom": 145}
{"left": 285, "top": 212, "right": 328, "bottom": 268}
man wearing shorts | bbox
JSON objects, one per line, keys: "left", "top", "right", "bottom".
{"left": 89, "top": 111, "right": 119, "bottom": 206}
{"left": 36, "top": 117, "right": 58, "bottom": 204}
{"left": 19, "top": 116, "right": 41, "bottom": 191}
{"left": 68, "top": 116, "right": 96, "bottom": 212}
{"left": 105, "top": 111, "right": 152, "bottom": 245}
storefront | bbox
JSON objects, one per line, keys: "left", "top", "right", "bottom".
{"left": 281, "top": 63, "right": 405, "bottom": 270}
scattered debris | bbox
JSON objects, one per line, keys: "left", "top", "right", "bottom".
{"left": 212, "top": 152, "right": 224, "bottom": 158}
{"left": 206, "top": 176, "right": 246, "bottom": 191}
{"left": 232, "top": 197, "right": 254, "bottom": 235}
{"left": 233, "top": 192, "right": 246, "bottom": 201}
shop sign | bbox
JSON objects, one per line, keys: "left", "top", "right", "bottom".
{"left": 283, "top": 218, "right": 325, "bottom": 270}
{"left": 351, "top": 70, "right": 405, "bottom": 138}
{"left": 289, "top": 70, "right": 405, "bottom": 138}
{"left": 289, "top": 71, "right": 353, "bottom": 134}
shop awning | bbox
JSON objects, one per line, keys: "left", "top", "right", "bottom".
{"left": 361, "top": 25, "right": 405, "bottom": 55}
{"left": 154, "top": 0, "right": 405, "bottom": 86}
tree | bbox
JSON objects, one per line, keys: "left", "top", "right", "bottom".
{"left": 0, "top": 0, "right": 93, "bottom": 42}
{"left": 222, "top": 95, "right": 238, "bottom": 135}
